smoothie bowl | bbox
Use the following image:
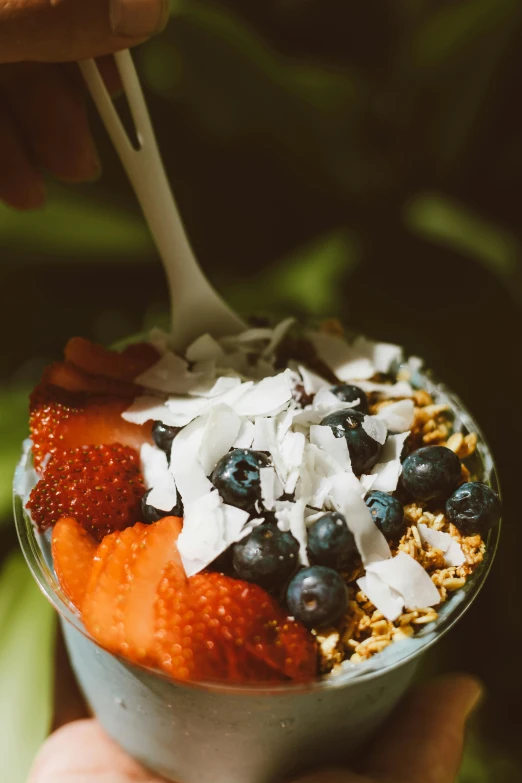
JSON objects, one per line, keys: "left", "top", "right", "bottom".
{"left": 14, "top": 319, "right": 501, "bottom": 783}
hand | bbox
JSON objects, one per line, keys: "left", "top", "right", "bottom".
{"left": 27, "top": 632, "right": 482, "bottom": 783}
{"left": 0, "top": 0, "right": 169, "bottom": 211}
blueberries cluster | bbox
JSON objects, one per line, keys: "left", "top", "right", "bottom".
{"left": 140, "top": 384, "right": 501, "bottom": 632}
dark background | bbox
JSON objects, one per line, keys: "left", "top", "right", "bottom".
{"left": 1, "top": 1, "right": 521, "bottom": 779}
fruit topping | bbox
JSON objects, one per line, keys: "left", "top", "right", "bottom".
{"left": 52, "top": 516, "right": 97, "bottom": 609}
{"left": 43, "top": 362, "right": 139, "bottom": 397}
{"left": 307, "top": 512, "right": 357, "bottom": 570}
{"left": 27, "top": 444, "right": 144, "bottom": 540}
{"left": 151, "top": 420, "right": 181, "bottom": 456}
{"left": 365, "top": 491, "right": 405, "bottom": 540}
{"left": 154, "top": 569, "right": 317, "bottom": 683}
{"left": 286, "top": 566, "right": 348, "bottom": 628}
{"left": 401, "top": 445, "right": 461, "bottom": 501}
{"left": 211, "top": 449, "right": 271, "bottom": 511}
{"left": 141, "top": 488, "right": 184, "bottom": 523}
{"left": 320, "top": 409, "right": 383, "bottom": 475}
{"left": 232, "top": 522, "right": 299, "bottom": 591}
{"left": 445, "top": 482, "right": 501, "bottom": 537}
{"left": 64, "top": 336, "right": 159, "bottom": 381}
{"left": 330, "top": 384, "right": 369, "bottom": 414}
{"left": 29, "top": 383, "right": 152, "bottom": 471}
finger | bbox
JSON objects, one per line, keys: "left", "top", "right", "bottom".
{"left": 52, "top": 626, "right": 89, "bottom": 731}
{"left": 0, "top": 0, "right": 169, "bottom": 64}
{"left": 0, "top": 105, "right": 45, "bottom": 210}
{"left": 364, "top": 674, "right": 483, "bottom": 783}
{"left": 0, "top": 63, "right": 101, "bottom": 182}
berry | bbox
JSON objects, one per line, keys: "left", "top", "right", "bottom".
{"left": 307, "top": 512, "right": 357, "bottom": 570}
{"left": 154, "top": 569, "right": 317, "bottom": 683}
{"left": 43, "top": 361, "right": 139, "bottom": 397}
{"left": 141, "top": 488, "right": 184, "bottom": 523}
{"left": 365, "top": 491, "right": 405, "bottom": 539}
{"left": 331, "top": 384, "right": 369, "bottom": 414}
{"left": 29, "top": 383, "right": 152, "bottom": 471}
{"left": 401, "top": 445, "right": 461, "bottom": 501}
{"left": 82, "top": 516, "right": 183, "bottom": 660}
{"left": 211, "top": 449, "right": 271, "bottom": 510}
{"left": 27, "top": 444, "right": 145, "bottom": 540}
{"left": 232, "top": 523, "right": 299, "bottom": 591}
{"left": 64, "top": 337, "right": 160, "bottom": 381}
{"left": 445, "top": 482, "right": 501, "bottom": 537}
{"left": 152, "top": 421, "right": 180, "bottom": 455}
{"left": 52, "top": 516, "right": 97, "bottom": 610}
{"left": 286, "top": 566, "right": 348, "bottom": 628}
{"left": 320, "top": 410, "right": 383, "bottom": 475}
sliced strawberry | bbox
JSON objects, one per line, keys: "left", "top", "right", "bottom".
{"left": 82, "top": 517, "right": 183, "bottom": 661}
{"left": 82, "top": 524, "right": 149, "bottom": 652}
{"left": 27, "top": 444, "right": 145, "bottom": 540}
{"left": 154, "top": 571, "right": 318, "bottom": 684}
{"left": 64, "top": 337, "right": 159, "bottom": 382}
{"left": 29, "top": 383, "right": 152, "bottom": 471}
{"left": 52, "top": 516, "right": 97, "bottom": 610}
{"left": 43, "top": 362, "right": 139, "bottom": 397}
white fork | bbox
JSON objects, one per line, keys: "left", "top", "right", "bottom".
{"left": 80, "top": 51, "right": 245, "bottom": 352}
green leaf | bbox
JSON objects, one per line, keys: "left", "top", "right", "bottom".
{"left": 0, "top": 387, "right": 30, "bottom": 523}
{"left": 404, "top": 193, "right": 522, "bottom": 299}
{"left": 0, "top": 186, "right": 152, "bottom": 260}
{"left": 225, "top": 231, "right": 360, "bottom": 318}
{"left": 0, "top": 553, "right": 55, "bottom": 783}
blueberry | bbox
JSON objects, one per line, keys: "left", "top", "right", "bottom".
{"left": 141, "top": 489, "right": 184, "bottom": 524}
{"left": 320, "top": 410, "right": 383, "bottom": 475}
{"left": 365, "top": 491, "right": 405, "bottom": 539}
{"left": 233, "top": 523, "right": 299, "bottom": 591}
{"left": 152, "top": 421, "right": 181, "bottom": 455}
{"left": 446, "top": 482, "right": 501, "bottom": 537}
{"left": 331, "top": 384, "right": 369, "bottom": 414}
{"left": 211, "top": 449, "right": 271, "bottom": 511}
{"left": 286, "top": 566, "right": 348, "bottom": 628}
{"left": 401, "top": 445, "right": 461, "bottom": 501}
{"left": 307, "top": 512, "right": 357, "bottom": 570}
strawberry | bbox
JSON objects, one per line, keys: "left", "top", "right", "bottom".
{"left": 43, "top": 362, "right": 139, "bottom": 397}
{"left": 52, "top": 516, "right": 97, "bottom": 610}
{"left": 64, "top": 337, "right": 159, "bottom": 381}
{"left": 29, "top": 383, "right": 152, "bottom": 471}
{"left": 82, "top": 517, "right": 183, "bottom": 661}
{"left": 27, "top": 444, "right": 145, "bottom": 540}
{"left": 154, "top": 569, "right": 318, "bottom": 684}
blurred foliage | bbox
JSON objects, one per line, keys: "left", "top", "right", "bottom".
{"left": 2, "top": 0, "right": 522, "bottom": 779}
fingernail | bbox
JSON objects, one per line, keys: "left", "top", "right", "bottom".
{"left": 110, "top": 0, "right": 169, "bottom": 37}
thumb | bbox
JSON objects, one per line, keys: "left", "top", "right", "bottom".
{"left": 0, "top": 0, "right": 169, "bottom": 64}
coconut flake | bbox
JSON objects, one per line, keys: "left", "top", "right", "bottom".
{"left": 188, "top": 375, "right": 241, "bottom": 399}
{"left": 185, "top": 333, "right": 225, "bottom": 363}
{"left": 361, "top": 415, "right": 387, "bottom": 445}
{"left": 148, "top": 328, "right": 171, "bottom": 354}
{"left": 260, "top": 467, "right": 284, "bottom": 510}
{"left": 252, "top": 416, "right": 277, "bottom": 451}
{"left": 233, "top": 419, "right": 255, "bottom": 449}
{"left": 220, "top": 328, "right": 273, "bottom": 347}
{"left": 356, "top": 380, "right": 414, "bottom": 398}
{"left": 366, "top": 551, "right": 440, "bottom": 609}
{"left": 312, "top": 387, "right": 360, "bottom": 414}
{"left": 122, "top": 395, "right": 173, "bottom": 426}
{"left": 309, "top": 425, "right": 352, "bottom": 472}
{"left": 275, "top": 499, "right": 309, "bottom": 565}
{"left": 308, "top": 332, "right": 375, "bottom": 381}
{"left": 376, "top": 399, "right": 415, "bottom": 433}
{"left": 177, "top": 492, "right": 250, "bottom": 576}
{"left": 140, "top": 443, "right": 178, "bottom": 511}
{"left": 234, "top": 370, "right": 293, "bottom": 417}
{"left": 262, "top": 317, "right": 295, "bottom": 357}
{"left": 328, "top": 478, "right": 391, "bottom": 565}
{"left": 357, "top": 573, "right": 404, "bottom": 622}
{"left": 367, "top": 431, "right": 410, "bottom": 492}
{"left": 169, "top": 416, "right": 213, "bottom": 505}
{"left": 165, "top": 380, "right": 254, "bottom": 427}
{"left": 298, "top": 364, "right": 330, "bottom": 396}
{"left": 417, "top": 524, "right": 466, "bottom": 568}
{"left": 198, "top": 404, "right": 241, "bottom": 476}
{"left": 352, "top": 336, "right": 403, "bottom": 374}
{"left": 135, "top": 352, "right": 209, "bottom": 394}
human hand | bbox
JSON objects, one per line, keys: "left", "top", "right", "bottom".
{"left": 0, "top": 0, "right": 168, "bottom": 211}
{"left": 27, "top": 632, "right": 482, "bottom": 783}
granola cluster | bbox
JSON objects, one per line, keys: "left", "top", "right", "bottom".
{"left": 315, "top": 387, "right": 486, "bottom": 674}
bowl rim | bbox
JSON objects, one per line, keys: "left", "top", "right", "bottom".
{"left": 13, "top": 364, "right": 501, "bottom": 696}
